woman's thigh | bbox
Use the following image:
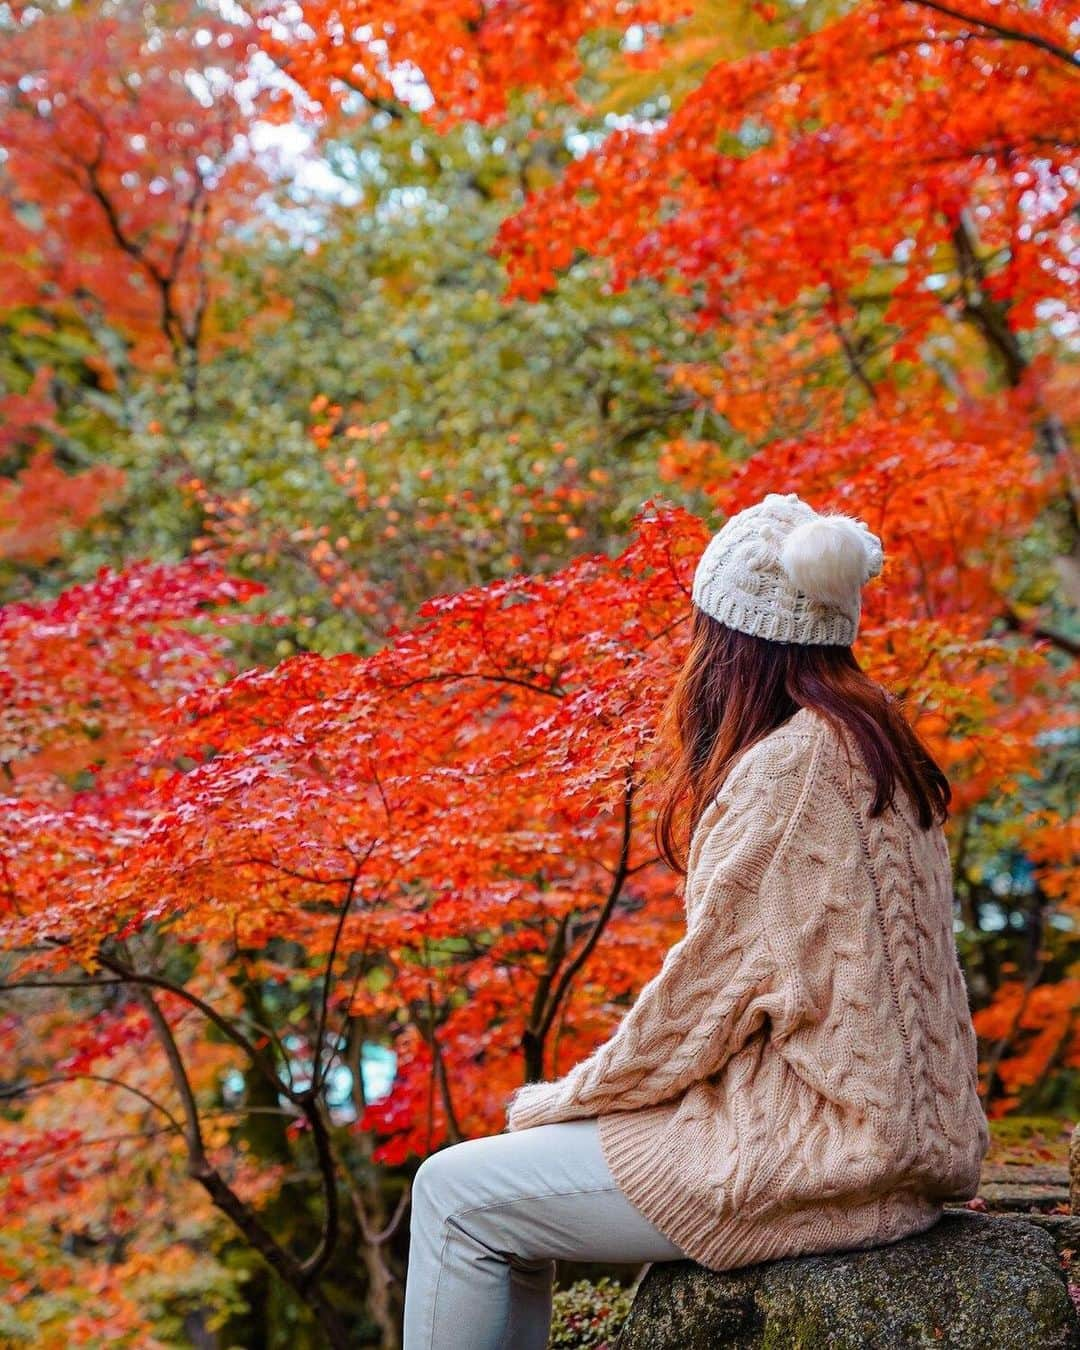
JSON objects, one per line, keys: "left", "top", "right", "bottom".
{"left": 410, "top": 1117, "right": 687, "bottom": 1265}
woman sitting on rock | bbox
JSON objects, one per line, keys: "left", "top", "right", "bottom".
{"left": 401, "top": 491, "right": 991, "bottom": 1350}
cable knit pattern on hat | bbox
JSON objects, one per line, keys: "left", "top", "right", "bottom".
{"left": 691, "top": 492, "right": 884, "bottom": 645}
{"left": 505, "top": 706, "right": 990, "bottom": 1272}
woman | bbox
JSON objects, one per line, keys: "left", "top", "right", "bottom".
{"left": 402, "top": 491, "right": 990, "bottom": 1350}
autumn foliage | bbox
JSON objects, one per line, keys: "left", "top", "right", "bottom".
{"left": 1, "top": 0, "right": 1077, "bottom": 1343}
{"left": 0, "top": 0, "right": 268, "bottom": 410}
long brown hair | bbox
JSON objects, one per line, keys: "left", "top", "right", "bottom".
{"left": 653, "top": 608, "right": 951, "bottom": 876}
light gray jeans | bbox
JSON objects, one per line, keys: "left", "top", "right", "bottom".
{"left": 401, "top": 1117, "right": 688, "bottom": 1350}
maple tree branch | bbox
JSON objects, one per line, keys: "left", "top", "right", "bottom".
{"left": 132, "top": 982, "right": 350, "bottom": 1344}
{"left": 999, "top": 606, "right": 1080, "bottom": 658}
{"left": 95, "top": 951, "right": 298, "bottom": 1104}
{"left": 412, "top": 965, "right": 463, "bottom": 1146}
{"left": 10, "top": 1125, "right": 182, "bottom": 1176}
{"left": 210, "top": 1103, "right": 303, "bottom": 1119}
{"left": 297, "top": 1095, "right": 341, "bottom": 1283}
{"left": 951, "top": 217, "right": 1026, "bottom": 386}
{"left": 827, "top": 283, "right": 879, "bottom": 405}
{"left": 243, "top": 15, "right": 411, "bottom": 122}
{"left": 424, "top": 978, "right": 465, "bottom": 1138}
{"left": 603, "top": 395, "right": 700, "bottom": 452}
{"left": 71, "top": 98, "right": 166, "bottom": 285}
{"left": 190, "top": 209, "right": 211, "bottom": 351}
{"left": 1, "top": 976, "right": 127, "bottom": 991}
{"left": 0, "top": 1072, "right": 182, "bottom": 1133}
{"left": 226, "top": 918, "right": 295, "bottom": 1078}
{"left": 134, "top": 984, "right": 206, "bottom": 1160}
{"left": 312, "top": 851, "right": 378, "bottom": 1094}
{"left": 83, "top": 153, "right": 187, "bottom": 382}
{"left": 167, "top": 169, "right": 207, "bottom": 286}
{"left": 423, "top": 1013, "right": 437, "bottom": 1157}
{"left": 522, "top": 912, "right": 569, "bottom": 1080}
{"left": 377, "top": 668, "right": 565, "bottom": 700}
{"left": 235, "top": 856, "right": 359, "bottom": 887}
{"left": 905, "top": 0, "right": 1080, "bottom": 71}
{"left": 623, "top": 856, "right": 663, "bottom": 878}
{"left": 952, "top": 215, "right": 1080, "bottom": 526}
{"left": 8, "top": 1069, "right": 341, "bottom": 1290}
{"left": 322, "top": 939, "right": 376, "bottom": 1093}
{"left": 980, "top": 920, "right": 1046, "bottom": 1106}
{"left": 324, "top": 1124, "right": 408, "bottom": 1350}
{"left": 337, "top": 75, "right": 411, "bottom": 121}
{"left": 543, "top": 775, "right": 635, "bottom": 1030}
{"left": 366, "top": 1179, "right": 412, "bottom": 1246}
{"left": 949, "top": 815, "right": 998, "bottom": 1005}
{"left": 550, "top": 988, "right": 572, "bottom": 1077}
{"left": 67, "top": 92, "right": 208, "bottom": 413}
{"left": 522, "top": 771, "right": 637, "bottom": 1080}
{"left": 172, "top": 178, "right": 211, "bottom": 423}
{"left": 430, "top": 1032, "right": 462, "bottom": 1144}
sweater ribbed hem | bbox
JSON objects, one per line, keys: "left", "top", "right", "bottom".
{"left": 597, "top": 1108, "right": 945, "bottom": 1273}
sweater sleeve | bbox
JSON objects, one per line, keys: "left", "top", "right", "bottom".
{"left": 505, "top": 728, "right": 820, "bottom": 1132}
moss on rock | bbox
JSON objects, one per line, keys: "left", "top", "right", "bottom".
{"left": 615, "top": 1212, "right": 1080, "bottom": 1349}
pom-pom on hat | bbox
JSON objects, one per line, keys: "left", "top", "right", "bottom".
{"left": 691, "top": 492, "right": 884, "bottom": 645}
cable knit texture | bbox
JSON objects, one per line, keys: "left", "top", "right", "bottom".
{"left": 505, "top": 706, "right": 990, "bottom": 1272}
{"left": 691, "top": 492, "right": 885, "bottom": 645}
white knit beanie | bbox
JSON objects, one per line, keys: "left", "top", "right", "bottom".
{"left": 691, "top": 492, "right": 885, "bottom": 645}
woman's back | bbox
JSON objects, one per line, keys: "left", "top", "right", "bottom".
{"left": 767, "top": 708, "right": 988, "bottom": 1205}
{"left": 512, "top": 705, "right": 990, "bottom": 1272}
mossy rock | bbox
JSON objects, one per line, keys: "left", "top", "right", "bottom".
{"left": 549, "top": 1277, "right": 633, "bottom": 1348}
{"left": 615, "top": 1212, "right": 1080, "bottom": 1349}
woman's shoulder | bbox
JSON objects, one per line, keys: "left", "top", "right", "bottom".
{"left": 729, "top": 705, "right": 834, "bottom": 782}
{"left": 685, "top": 711, "right": 843, "bottom": 900}
{"left": 691, "top": 708, "right": 851, "bottom": 846}
{"left": 691, "top": 708, "right": 831, "bottom": 845}
{"left": 761, "top": 707, "right": 940, "bottom": 848}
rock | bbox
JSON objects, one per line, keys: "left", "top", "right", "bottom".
{"left": 1070, "top": 1122, "right": 1080, "bottom": 1214}
{"left": 614, "top": 1211, "right": 1080, "bottom": 1350}
{"left": 978, "top": 1160, "right": 1071, "bottom": 1212}
{"left": 978, "top": 1179, "right": 1071, "bottom": 1212}
{"left": 1018, "top": 1213, "right": 1080, "bottom": 1286}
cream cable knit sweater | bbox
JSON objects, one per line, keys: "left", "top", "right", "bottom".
{"left": 505, "top": 705, "right": 990, "bottom": 1271}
